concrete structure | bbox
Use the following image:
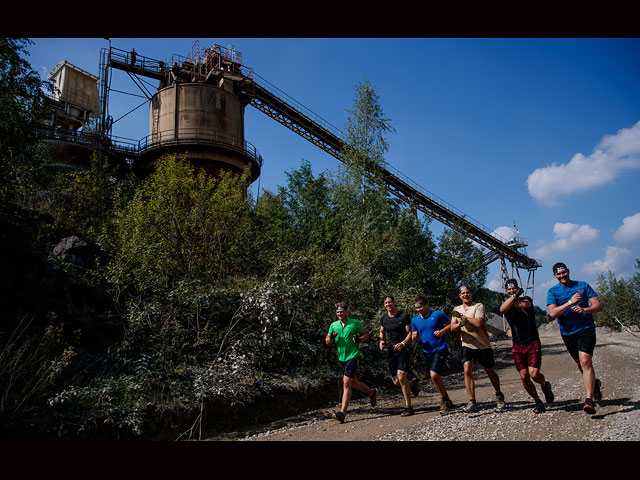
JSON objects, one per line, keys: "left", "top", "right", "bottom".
{"left": 47, "top": 61, "right": 101, "bottom": 131}
{"left": 137, "top": 79, "right": 260, "bottom": 181}
{"left": 101, "top": 44, "right": 262, "bottom": 183}
{"left": 43, "top": 61, "right": 103, "bottom": 170}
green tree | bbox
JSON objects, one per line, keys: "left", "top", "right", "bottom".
{"left": 432, "top": 227, "right": 488, "bottom": 310}
{"left": 0, "top": 38, "right": 50, "bottom": 202}
{"left": 101, "top": 155, "right": 257, "bottom": 366}
{"left": 595, "top": 260, "right": 640, "bottom": 330}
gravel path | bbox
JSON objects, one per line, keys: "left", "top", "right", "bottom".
{"left": 206, "top": 325, "right": 640, "bottom": 442}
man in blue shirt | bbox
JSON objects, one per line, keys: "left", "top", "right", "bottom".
{"left": 546, "top": 262, "right": 603, "bottom": 414}
{"left": 411, "top": 296, "right": 455, "bottom": 415}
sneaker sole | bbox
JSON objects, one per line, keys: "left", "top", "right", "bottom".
{"left": 583, "top": 405, "right": 596, "bottom": 414}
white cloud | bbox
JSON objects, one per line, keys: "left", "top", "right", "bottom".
{"left": 533, "top": 279, "right": 557, "bottom": 309}
{"left": 531, "top": 222, "right": 599, "bottom": 259}
{"left": 614, "top": 212, "right": 640, "bottom": 243}
{"left": 582, "top": 245, "right": 634, "bottom": 277}
{"left": 487, "top": 278, "right": 502, "bottom": 291}
{"left": 491, "top": 225, "right": 516, "bottom": 242}
{"left": 526, "top": 121, "right": 640, "bottom": 206}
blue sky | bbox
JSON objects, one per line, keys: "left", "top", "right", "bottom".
{"left": 27, "top": 37, "right": 640, "bottom": 309}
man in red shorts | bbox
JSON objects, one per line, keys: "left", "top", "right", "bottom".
{"left": 500, "top": 279, "right": 554, "bottom": 413}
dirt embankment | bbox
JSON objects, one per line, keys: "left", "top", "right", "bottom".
{"left": 205, "top": 324, "right": 640, "bottom": 442}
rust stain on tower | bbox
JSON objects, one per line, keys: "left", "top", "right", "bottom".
{"left": 131, "top": 41, "right": 262, "bottom": 182}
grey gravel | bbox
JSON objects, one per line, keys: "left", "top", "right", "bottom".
{"left": 210, "top": 325, "right": 640, "bottom": 442}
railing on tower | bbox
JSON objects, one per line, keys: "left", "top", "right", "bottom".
{"left": 93, "top": 42, "right": 540, "bottom": 272}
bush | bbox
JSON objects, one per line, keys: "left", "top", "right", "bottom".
{"left": 595, "top": 261, "right": 640, "bottom": 330}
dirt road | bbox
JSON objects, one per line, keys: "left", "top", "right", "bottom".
{"left": 206, "top": 324, "right": 640, "bottom": 441}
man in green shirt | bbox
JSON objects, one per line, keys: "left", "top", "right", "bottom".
{"left": 326, "top": 302, "right": 378, "bottom": 423}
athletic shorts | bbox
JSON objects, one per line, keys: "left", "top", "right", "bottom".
{"left": 387, "top": 348, "right": 411, "bottom": 376}
{"left": 461, "top": 346, "right": 495, "bottom": 368}
{"left": 340, "top": 357, "right": 361, "bottom": 379}
{"left": 512, "top": 339, "right": 542, "bottom": 371}
{"left": 422, "top": 348, "right": 448, "bottom": 376}
{"left": 561, "top": 327, "right": 596, "bottom": 360}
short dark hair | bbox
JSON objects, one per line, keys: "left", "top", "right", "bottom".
{"left": 384, "top": 295, "right": 395, "bottom": 303}
{"left": 552, "top": 262, "right": 568, "bottom": 274}
{"left": 505, "top": 278, "right": 518, "bottom": 289}
{"left": 414, "top": 295, "right": 426, "bottom": 304}
{"left": 335, "top": 302, "right": 348, "bottom": 310}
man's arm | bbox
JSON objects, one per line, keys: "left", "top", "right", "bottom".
{"left": 547, "top": 291, "right": 583, "bottom": 318}
{"left": 587, "top": 296, "right": 603, "bottom": 314}
{"left": 354, "top": 330, "right": 369, "bottom": 343}
{"left": 379, "top": 325, "right": 386, "bottom": 350}
{"left": 393, "top": 324, "right": 413, "bottom": 350}
{"left": 463, "top": 305, "right": 486, "bottom": 328}
{"left": 434, "top": 321, "right": 452, "bottom": 337}
{"left": 325, "top": 330, "right": 337, "bottom": 346}
{"left": 500, "top": 295, "right": 530, "bottom": 314}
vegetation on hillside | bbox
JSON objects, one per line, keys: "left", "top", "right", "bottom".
{"left": 2, "top": 38, "right": 636, "bottom": 440}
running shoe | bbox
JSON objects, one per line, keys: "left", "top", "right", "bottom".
{"left": 593, "top": 378, "right": 602, "bottom": 402}
{"left": 496, "top": 392, "right": 506, "bottom": 410}
{"left": 411, "top": 377, "right": 420, "bottom": 398}
{"left": 583, "top": 398, "right": 596, "bottom": 414}
{"left": 400, "top": 406, "right": 415, "bottom": 417}
{"left": 463, "top": 400, "right": 479, "bottom": 413}
{"left": 542, "top": 381, "right": 555, "bottom": 406}
{"left": 332, "top": 411, "right": 345, "bottom": 423}
{"left": 370, "top": 388, "right": 378, "bottom": 407}
{"left": 533, "top": 401, "right": 546, "bottom": 414}
{"left": 440, "top": 397, "right": 454, "bottom": 415}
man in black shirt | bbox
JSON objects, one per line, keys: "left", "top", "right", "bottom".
{"left": 379, "top": 296, "right": 420, "bottom": 416}
{"left": 500, "top": 279, "right": 554, "bottom": 413}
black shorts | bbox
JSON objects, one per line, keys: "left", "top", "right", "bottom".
{"left": 461, "top": 346, "right": 495, "bottom": 368}
{"left": 387, "top": 348, "right": 411, "bottom": 376}
{"left": 423, "top": 348, "right": 448, "bottom": 376}
{"left": 561, "top": 327, "right": 596, "bottom": 360}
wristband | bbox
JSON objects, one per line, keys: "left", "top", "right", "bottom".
{"left": 569, "top": 300, "right": 573, "bottom": 306}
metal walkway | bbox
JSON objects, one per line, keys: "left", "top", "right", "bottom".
{"left": 244, "top": 78, "right": 540, "bottom": 271}
{"left": 96, "top": 44, "right": 541, "bottom": 272}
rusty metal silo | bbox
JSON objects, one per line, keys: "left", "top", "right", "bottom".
{"left": 132, "top": 43, "right": 262, "bottom": 182}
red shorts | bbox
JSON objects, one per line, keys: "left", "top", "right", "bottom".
{"left": 512, "top": 339, "right": 541, "bottom": 371}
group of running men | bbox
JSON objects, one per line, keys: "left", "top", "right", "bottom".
{"left": 325, "top": 261, "right": 603, "bottom": 423}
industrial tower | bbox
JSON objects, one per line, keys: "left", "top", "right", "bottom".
{"left": 40, "top": 40, "right": 541, "bottom": 296}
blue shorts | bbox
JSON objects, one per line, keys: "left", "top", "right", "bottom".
{"left": 423, "top": 348, "right": 448, "bottom": 376}
{"left": 461, "top": 346, "right": 495, "bottom": 368}
{"left": 339, "top": 357, "right": 361, "bottom": 379}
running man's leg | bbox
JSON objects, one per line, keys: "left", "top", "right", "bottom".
{"left": 397, "top": 369, "right": 412, "bottom": 407}
{"left": 519, "top": 368, "right": 543, "bottom": 402}
{"left": 463, "top": 360, "right": 476, "bottom": 401}
{"left": 578, "top": 351, "right": 596, "bottom": 399}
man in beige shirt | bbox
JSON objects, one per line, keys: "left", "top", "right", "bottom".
{"left": 451, "top": 285, "right": 506, "bottom": 413}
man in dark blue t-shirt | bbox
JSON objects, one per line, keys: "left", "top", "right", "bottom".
{"left": 411, "top": 296, "right": 455, "bottom": 415}
{"left": 546, "top": 262, "right": 603, "bottom": 414}
{"left": 379, "top": 296, "right": 419, "bottom": 417}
